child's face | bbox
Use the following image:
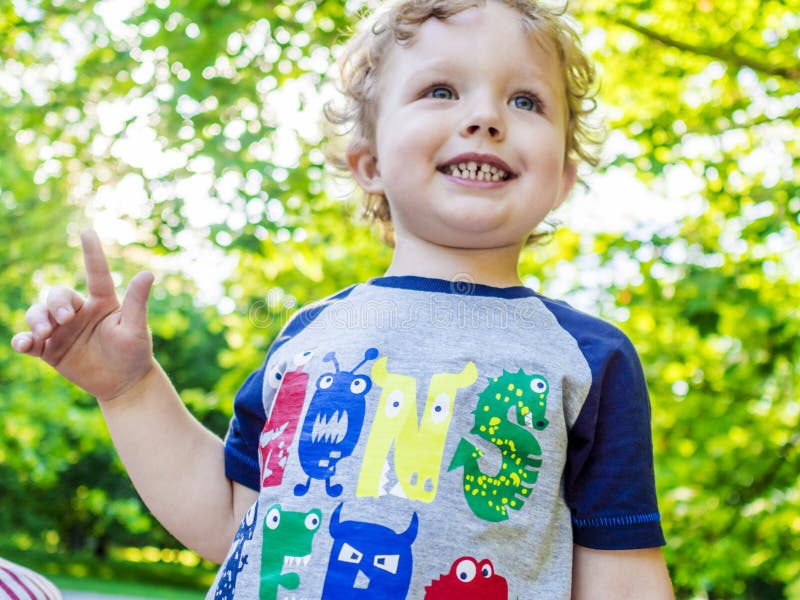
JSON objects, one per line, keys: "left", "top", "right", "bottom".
{"left": 348, "top": 1, "right": 577, "bottom": 252}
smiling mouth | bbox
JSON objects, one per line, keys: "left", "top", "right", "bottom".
{"left": 438, "top": 160, "right": 513, "bottom": 182}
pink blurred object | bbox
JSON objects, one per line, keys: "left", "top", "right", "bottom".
{"left": 0, "top": 558, "right": 62, "bottom": 600}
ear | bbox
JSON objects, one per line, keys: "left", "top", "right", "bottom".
{"left": 346, "top": 140, "right": 384, "bottom": 195}
{"left": 554, "top": 159, "right": 578, "bottom": 209}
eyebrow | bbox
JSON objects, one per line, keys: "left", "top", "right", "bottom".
{"left": 408, "top": 58, "right": 555, "bottom": 87}
{"left": 403, "top": 59, "right": 460, "bottom": 79}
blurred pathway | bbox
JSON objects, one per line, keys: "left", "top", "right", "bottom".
{"left": 62, "top": 593, "right": 154, "bottom": 600}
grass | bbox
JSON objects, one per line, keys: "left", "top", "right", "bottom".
{"left": 0, "top": 543, "right": 216, "bottom": 598}
{"left": 50, "top": 575, "right": 205, "bottom": 599}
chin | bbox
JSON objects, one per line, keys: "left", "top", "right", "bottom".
{"left": 448, "top": 218, "right": 533, "bottom": 242}
{"left": 425, "top": 228, "right": 527, "bottom": 250}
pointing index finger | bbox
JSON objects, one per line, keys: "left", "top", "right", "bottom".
{"left": 80, "top": 229, "right": 117, "bottom": 299}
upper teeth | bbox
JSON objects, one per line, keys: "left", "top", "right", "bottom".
{"left": 447, "top": 161, "right": 508, "bottom": 181}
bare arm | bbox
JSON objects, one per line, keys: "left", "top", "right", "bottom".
{"left": 572, "top": 545, "right": 674, "bottom": 600}
{"left": 100, "top": 363, "right": 258, "bottom": 561}
{"left": 11, "top": 230, "right": 257, "bottom": 562}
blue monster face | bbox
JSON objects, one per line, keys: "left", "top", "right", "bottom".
{"left": 295, "top": 348, "right": 379, "bottom": 498}
{"left": 322, "top": 503, "right": 419, "bottom": 599}
{"left": 308, "top": 368, "right": 372, "bottom": 456}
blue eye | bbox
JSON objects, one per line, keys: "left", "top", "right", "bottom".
{"left": 511, "top": 94, "right": 540, "bottom": 112}
{"left": 429, "top": 86, "right": 454, "bottom": 100}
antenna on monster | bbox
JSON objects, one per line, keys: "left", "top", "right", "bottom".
{"left": 353, "top": 348, "right": 379, "bottom": 373}
{"left": 323, "top": 352, "right": 341, "bottom": 372}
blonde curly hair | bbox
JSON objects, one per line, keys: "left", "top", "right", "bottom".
{"left": 324, "top": 0, "right": 602, "bottom": 245}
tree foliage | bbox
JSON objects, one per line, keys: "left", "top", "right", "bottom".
{"left": 570, "top": 1, "right": 800, "bottom": 596}
{"left": 1, "top": 0, "right": 797, "bottom": 596}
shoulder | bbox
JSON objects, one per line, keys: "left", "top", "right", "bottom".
{"left": 282, "top": 284, "right": 360, "bottom": 329}
{"left": 270, "top": 284, "right": 361, "bottom": 353}
{"left": 532, "top": 293, "right": 639, "bottom": 364}
{"left": 234, "top": 283, "right": 363, "bottom": 401}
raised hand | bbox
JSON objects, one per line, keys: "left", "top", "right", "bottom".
{"left": 11, "top": 229, "right": 156, "bottom": 403}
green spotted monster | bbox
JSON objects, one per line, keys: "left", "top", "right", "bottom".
{"left": 448, "top": 369, "right": 549, "bottom": 522}
{"left": 259, "top": 504, "right": 321, "bottom": 600}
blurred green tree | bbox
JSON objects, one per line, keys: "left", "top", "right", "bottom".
{"left": 569, "top": 1, "right": 800, "bottom": 597}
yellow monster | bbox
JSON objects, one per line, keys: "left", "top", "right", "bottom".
{"left": 357, "top": 357, "right": 478, "bottom": 502}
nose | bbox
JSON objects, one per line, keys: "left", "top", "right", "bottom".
{"left": 462, "top": 97, "right": 505, "bottom": 141}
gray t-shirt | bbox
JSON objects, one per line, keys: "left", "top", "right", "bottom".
{"left": 209, "top": 276, "right": 664, "bottom": 599}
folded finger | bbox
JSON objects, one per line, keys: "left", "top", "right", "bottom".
{"left": 11, "top": 332, "right": 33, "bottom": 353}
{"left": 46, "top": 286, "right": 85, "bottom": 325}
{"left": 10, "top": 332, "right": 45, "bottom": 357}
{"left": 25, "top": 303, "right": 57, "bottom": 341}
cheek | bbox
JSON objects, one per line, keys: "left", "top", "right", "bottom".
{"left": 522, "top": 131, "right": 567, "bottom": 175}
{"left": 378, "top": 127, "right": 440, "bottom": 184}
{"left": 385, "top": 122, "right": 434, "bottom": 156}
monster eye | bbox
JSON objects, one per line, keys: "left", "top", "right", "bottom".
{"left": 350, "top": 377, "right": 369, "bottom": 395}
{"left": 430, "top": 393, "right": 450, "bottom": 424}
{"left": 337, "top": 543, "right": 363, "bottom": 564}
{"left": 385, "top": 390, "right": 404, "bottom": 418}
{"left": 319, "top": 374, "right": 335, "bottom": 390}
{"left": 267, "top": 366, "right": 284, "bottom": 389}
{"left": 530, "top": 377, "right": 547, "bottom": 394}
{"left": 304, "top": 512, "right": 320, "bottom": 531}
{"left": 480, "top": 561, "right": 493, "bottom": 578}
{"left": 244, "top": 503, "right": 257, "bottom": 527}
{"left": 373, "top": 554, "right": 400, "bottom": 574}
{"left": 265, "top": 507, "right": 281, "bottom": 530}
{"left": 294, "top": 350, "right": 313, "bottom": 367}
{"left": 455, "top": 558, "right": 477, "bottom": 582}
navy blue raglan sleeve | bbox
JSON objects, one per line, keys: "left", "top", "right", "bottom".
{"left": 224, "top": 366, "right": 267, "bottom": 491}
{"left": 565, "top": 330, "right": 665, "bottom": 549}
{"left": 538, "top": 296, "right": 665, "bottom": 549}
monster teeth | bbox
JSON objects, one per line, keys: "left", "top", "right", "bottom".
{"left": 283, "top": 555, "right": 311, "bottom": 568}
{"left": 311, "top": 410, "right": 349, "bottom": 443}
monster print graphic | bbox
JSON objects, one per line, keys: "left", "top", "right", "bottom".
{"left": 214, "top": 503, "right": 258, "bottom": 599}
{"left": 322, "top": 503, "right": 418, "bottom": 599}
{"left": 448, "top": 370, "right": 550, "bottom": 521}
{"left": 424, "top": 557, "right": 508, "bottom": 599}
{"left": 357, "top": 357, "right": 478, "bottom": 502}
{"left": 259, "top": 504, "right": 321, "bottom": 600}
{"left": 295, "top": 348, "right": 379, "bottom": 498}
{"left": 259, "top": 351, "right": 313, "bottom": 488}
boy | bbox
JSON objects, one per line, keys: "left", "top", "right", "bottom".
{"left": 11, "top": 0, "right": 674, "bottom": 597}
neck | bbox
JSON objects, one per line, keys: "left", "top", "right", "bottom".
{"left": 385, "top": 236, "right": 524, "bottom": 288}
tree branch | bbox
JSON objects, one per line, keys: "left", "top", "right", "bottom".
{"left": 609, "top": 16, "right": 800, "bottom": 82}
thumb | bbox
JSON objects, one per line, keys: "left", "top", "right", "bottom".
{"left": 120, "top": 271, "right": 155, "bottom": 330}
